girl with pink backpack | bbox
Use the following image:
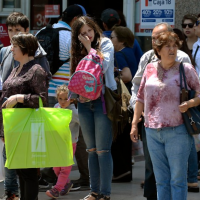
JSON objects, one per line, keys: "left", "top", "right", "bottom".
{"left": 70, "top": 16, "right": 117, "bottom": 200}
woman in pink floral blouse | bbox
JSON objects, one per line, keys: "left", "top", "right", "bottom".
{"left": 130, "top": 31, "right": 200, "bottom": 200}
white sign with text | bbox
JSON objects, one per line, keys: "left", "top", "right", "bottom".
{"left": 140, "top": 0, "right": 175, "bottom": 29}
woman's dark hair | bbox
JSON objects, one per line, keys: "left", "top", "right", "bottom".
{"left": 71, "top": 16, "right": 103, "bottom": 74}
{"left": 117, "top": 10, "right": 127, "bottom": 27}
{"left": 173, "top": 28, "right": 195, "bottom": 66}
{"left": 154, "top": 31, "right": 182, "bottom": 59}
{"left": 11, "top": 33, "right": 38, "bottom": 56}
{"left": 182, "top": 14, "right": 198, "bottom": 24}
{"left": 6, "top": 12, "right": 29, "bottom": 30}
{"left": 111, "top": 26, "right": 134, "bottom": 47}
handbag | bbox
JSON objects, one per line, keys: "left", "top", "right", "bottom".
{"left": 104, "top": 78, "right": 133, "bottom": 138}
{"left": 180, "top": 62, "right": 200, "bottom": 135}
{"left": 3, "top": 98, "right": 74, "bottom": 169}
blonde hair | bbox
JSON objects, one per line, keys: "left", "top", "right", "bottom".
{"left": 56, "top": 84, "right": 69, "bottom": 99}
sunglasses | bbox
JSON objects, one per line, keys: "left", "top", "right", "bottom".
{"left": 181, "top": 23, "right": 194, "bottom": 28}
{"left": 195, "top": 20, "right": 200, "bottom": 26}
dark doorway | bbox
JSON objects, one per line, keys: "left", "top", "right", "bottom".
{"left": 67, "top": 0, "right": 123, "bottom": 30}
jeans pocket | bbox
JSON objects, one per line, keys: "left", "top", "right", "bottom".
{"left": 175, "top": 124, "right": 188, "bottom": 135}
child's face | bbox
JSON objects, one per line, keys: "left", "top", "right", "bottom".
{"left": 57, "top": 92, "right": 70, "bottom": 108}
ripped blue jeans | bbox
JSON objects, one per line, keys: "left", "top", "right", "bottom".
{"left": 78, "top": 98, "right": 113, "bottom": 196}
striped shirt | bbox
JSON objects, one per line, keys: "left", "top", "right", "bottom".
{"left": 48, "top": 21, "right": 71, "bottom": 97}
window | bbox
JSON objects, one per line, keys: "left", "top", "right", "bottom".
{"left": 3, "top": 0, "right": 21, "bottom": 8}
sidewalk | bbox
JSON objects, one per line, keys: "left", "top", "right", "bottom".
{"left": 0, "top": 158, "right": 199, "bottom": 200}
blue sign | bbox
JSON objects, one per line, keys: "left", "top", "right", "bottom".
{"left": 142, "top": 9, "right": 173, "bottom": 18}
{"left": 140, "top": 0, "right": 175, "bottom": 30}
{"left": 162, "top": 19, "right": 173, "bottom": 22}
{"left": 142, "top": 19, "right": 156, "bottom": 22}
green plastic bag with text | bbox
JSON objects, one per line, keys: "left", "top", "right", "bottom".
{"left": 2, "top": 98, "right": 74, "bottom": 169}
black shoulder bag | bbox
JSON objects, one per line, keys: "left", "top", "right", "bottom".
{"left": 180, "top": 62, "right": 200, "bottom": 135}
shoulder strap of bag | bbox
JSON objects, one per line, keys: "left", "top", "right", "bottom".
{"left": 118, "top": 51, "right": 129, "bottom": 63}
{"left": 179, "top": 62, "right": 188, "bottom": 90}
{"left": 193, "top": 45, "right": 199, "bottom": 65}
{"left": 55, "top": 27, "right": 71, "bottom": 32}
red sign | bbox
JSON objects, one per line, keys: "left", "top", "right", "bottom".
{"left": 45, "top": 5, "right": 60, "bottom": 18}
{"left": 0, "top": 24, "right": 10, "bottom": 47}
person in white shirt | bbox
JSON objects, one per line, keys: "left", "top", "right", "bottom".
{"left": 193, "top": 13, "right": 200, "bottom": 182}
{"left": 193, "top": 14, "right": 200, "bottom": 78}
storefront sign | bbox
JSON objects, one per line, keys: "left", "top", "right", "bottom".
{"left": 141, "top": 0, "right": 175, "bottom": 29}
{"left": 135, "top": 0, "right": 152, "bottom": 36}
{"left": 0, "top": 24, "right": 10, "bottom": 47}
{"left": 45, "top": 5, "right": 60, "bottom": 18}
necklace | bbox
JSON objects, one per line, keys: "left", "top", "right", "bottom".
{"left": 157, "top": 61, "right": 178, "bottom": 82}
{"left": 14, "top": 65, "right": 23, "bottom": 77}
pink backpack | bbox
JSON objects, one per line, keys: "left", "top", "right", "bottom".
{"left": 68, "top": 48, "right": 103, "bottom": 100}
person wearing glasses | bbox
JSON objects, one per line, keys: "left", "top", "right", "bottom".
{"left": 181, "top": 14, "right": 198, "bottom": 52}
{"left": 193, "top": 13, "right": 200, "bottom": 182}
{"left": 173, "top": 27, "right": 200, "bottom": 193}
{"left": 110, "top": 26, "right": 137, "bottom": 183}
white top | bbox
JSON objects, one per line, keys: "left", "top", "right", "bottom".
{"left": 100, "top": 37, "right": 117, "bottom": 91}
{"left": 130, "top": 49, "right": 192, "bottom": 109}
{"left": 192, "top": 38, "right": 200, "bottom": 78}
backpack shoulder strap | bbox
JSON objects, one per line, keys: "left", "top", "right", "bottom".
{"left": 55, "top": 27, "right": 71, "bottom": 32}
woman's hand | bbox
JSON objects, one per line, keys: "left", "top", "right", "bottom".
{"left": 130, "top": 123, "right": 139, "bottom": 143}
{"left": 2, "top": 95, "right": 18, "bottom": 108}
{"left": 179, "top": 101, "right": 189, "bottom": 113}
{"left": 79, "top": 95, "right": 90, "bottom": 103}
{"left": 2, "top": 94, "right": 24, "bottom": 108}
{"left": 78, "top": 34, "right": 91, "bottom": 53}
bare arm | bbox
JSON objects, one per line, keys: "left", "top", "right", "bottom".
{"left": 179, "top": 96, "right": 200, "bottom": 113}
{"left": 120, "top": 67, "right": 132, "bottom": 83}
{"left": 130, "top": 101, "right": 144, "bottom": 143}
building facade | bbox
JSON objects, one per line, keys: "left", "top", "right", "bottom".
{"left": 0, "top": 0, "right": 200, "bottom": 51}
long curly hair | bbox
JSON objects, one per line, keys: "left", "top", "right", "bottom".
{"left": 70, "top": 16, "right": 103, "bottom": 74}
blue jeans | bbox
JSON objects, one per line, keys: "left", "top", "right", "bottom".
{"left": 188, "top": 137, "right": 198, "bottom": 183}
{"left": 146, "top": 124, "right": 193, "bottom": 200}
{"left": 3, "top": 145, "right": 19, "bottom": 195}
{"left": 78, "top": 98, "right": 113, "bottom": 196}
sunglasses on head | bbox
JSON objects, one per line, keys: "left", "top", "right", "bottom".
{"left": 181, "top": 23, "right": 194, "bottom": 28}
{"left": 195, "top": 20, "right": 200, "bottom": 26}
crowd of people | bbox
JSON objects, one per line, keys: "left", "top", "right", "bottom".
{"left": 0, "top": 4, "right": 199, "bottom": 200}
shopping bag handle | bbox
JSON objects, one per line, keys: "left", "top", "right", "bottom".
{"left": 39, "top": 97, "right": 43, "bottom": 108}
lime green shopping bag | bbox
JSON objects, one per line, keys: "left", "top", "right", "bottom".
{"left": 2, "top": 98, "right": 74, "bottom": 169}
